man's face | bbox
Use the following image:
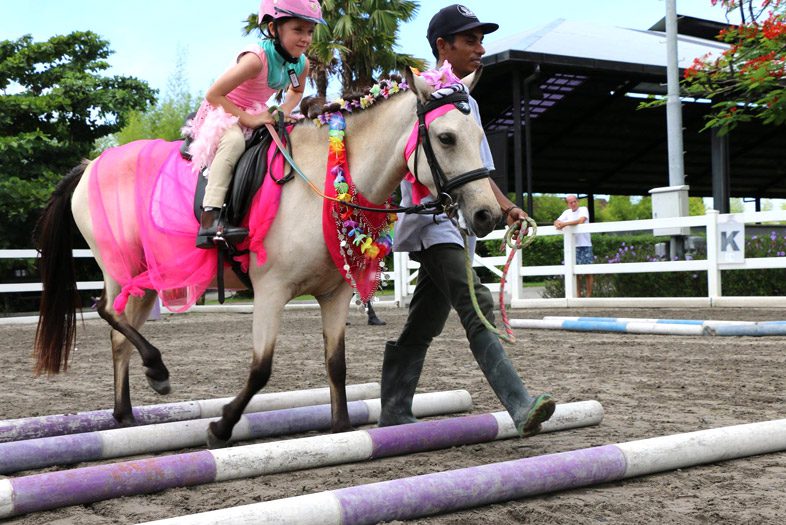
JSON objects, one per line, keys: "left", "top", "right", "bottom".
{"left": 566, "top": 197, "right": 579, "bottom": 211}
{"left": 440, "top": 28, "right": 485, "bottom": 78}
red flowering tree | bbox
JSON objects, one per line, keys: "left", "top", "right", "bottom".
{"left": 682, "top": 0, "right": 786, "bottom": 134}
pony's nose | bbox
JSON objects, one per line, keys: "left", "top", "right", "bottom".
{"left": 472, "top": 208, "right": 496, "bottom": 238}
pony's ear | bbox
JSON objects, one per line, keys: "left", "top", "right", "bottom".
{"left": 461, "top": 65, "right": 483, "bottom": 92}
{"left": 405, "top": 67, "right": 434, "bottom": 104}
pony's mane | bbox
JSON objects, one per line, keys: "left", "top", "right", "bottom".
{"left": 299, "top": 75, "right": 409, "bottom": 126}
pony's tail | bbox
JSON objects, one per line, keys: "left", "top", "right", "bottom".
{"left": 33, "top": 161, "right": 88, "bottom": 375}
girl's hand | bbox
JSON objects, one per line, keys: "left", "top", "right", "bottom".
{"left": 244, "top": 110, "right": 275, "bottom": 129}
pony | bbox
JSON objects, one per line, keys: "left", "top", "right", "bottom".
{"left": 32, "top": 68, "right": 501, "bottom": 448}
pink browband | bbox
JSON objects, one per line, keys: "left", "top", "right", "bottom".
{"left": 403, "top": 104, "right": 456, "bottom": 204}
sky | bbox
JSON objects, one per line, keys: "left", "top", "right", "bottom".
{"left": 1, "top": 0, "right": 739, "bottom": 97}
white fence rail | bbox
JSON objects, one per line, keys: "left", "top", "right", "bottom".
{"left": 3, "top": 210, "right": 786, "bottom": 318}
{"left": 394, "top": 209, "right": 786, "bottom": 309}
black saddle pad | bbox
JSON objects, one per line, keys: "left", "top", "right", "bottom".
{"left": 192, "top": 127, "right": 275, "bottom": 226}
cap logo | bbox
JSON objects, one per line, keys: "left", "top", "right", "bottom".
{"left": 457, "top": 5, "right": 476, "bottom": 18}
{"left": 308, "top": 0, "right": 319, "bottom": 13}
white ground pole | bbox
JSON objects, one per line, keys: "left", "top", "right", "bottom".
{"left": 0, "top": 400, "right": 603, "bottom": 518}
{"left": 138, "top": 418, "right": 786, "bottom": 525}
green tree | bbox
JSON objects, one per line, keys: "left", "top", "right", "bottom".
{"left": 245, "top": 0, "right": 427, "bottom": 97}
{"left": 0, "top": 31, "right": 156, "bottom": 248}
{"left": 528, "top": 194, "right": 572, "bottom": 225}
{"left": 596, "top": 195, "right": 652, "bottom": 222}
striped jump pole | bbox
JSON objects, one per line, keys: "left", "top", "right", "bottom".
{"left": 0, "top": 382, "right": 381, "bottom": 443}
{"left": 516, "top": 317, "right": 786, "bottom": 337}
{"left": 0, "top": 401, "right": 603, "bottom": 518}
{"left": 0, "top": 391, "right": 471, "bottom": 474}
{"left": 139, "top": 417, "right": 786, "bottom": 525}
{"left": 510, "top": 318, "right": 708, "bottom": 336}
{"left": 545, "top": 316, "right": 786, "bottom": 328}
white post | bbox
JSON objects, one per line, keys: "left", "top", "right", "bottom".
{"left": 563, "top": 229, "right": 577, "bottom": 299}
{"left": 393, "top": 252, "right": 407, "bottom": 306}
{"left": 705, "top": 209, "right": 721, "bottom": 302}
{"left": 665, "top": 0, "right": 686, "bottom": 187}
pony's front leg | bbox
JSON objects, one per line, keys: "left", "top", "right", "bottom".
{"left": 317, "top": 284, "right": 355, "bottom": 433}
{"left": 206, "top": 292, "right": 286, "bottom": 449}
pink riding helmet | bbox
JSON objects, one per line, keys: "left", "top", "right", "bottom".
{"left": 259, "top": 0, "right": 326, "bottom": 25}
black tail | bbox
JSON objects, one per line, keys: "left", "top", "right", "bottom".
{"left": 33, "top": 161, "right": 88, "bottom": 375}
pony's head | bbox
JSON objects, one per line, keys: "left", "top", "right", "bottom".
{"left": 405, "top": 66, "right": 501, "bottom": 237}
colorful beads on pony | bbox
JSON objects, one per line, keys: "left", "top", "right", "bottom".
{"left": 326, "top": 111, "right": 397, "bottom": 301}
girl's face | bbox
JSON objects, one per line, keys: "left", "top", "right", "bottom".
{"left": 270, "top": 18, "right": 316, "bottom": 57}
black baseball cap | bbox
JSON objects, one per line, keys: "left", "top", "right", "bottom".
{"left": 426, "top": 4, "right": 499, "bottom": 50}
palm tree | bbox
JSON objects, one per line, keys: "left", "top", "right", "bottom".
{"left": 244, "top": 0, "right": 426, "bottom": 97}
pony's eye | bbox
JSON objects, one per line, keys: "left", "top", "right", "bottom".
{"left": 437, "top": 133, "right": 456, "bottom": 145}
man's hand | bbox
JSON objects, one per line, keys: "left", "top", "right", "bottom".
{"left": 506, "top": 206, "right": 528, "bottom": 226}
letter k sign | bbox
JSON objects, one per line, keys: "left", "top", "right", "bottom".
{"left": 721, "top": 231, "right": 740, "bottom": 252}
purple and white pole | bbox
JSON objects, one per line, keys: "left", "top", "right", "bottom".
{"left": 139, "top": 417, "right": 786, "bottom": 525}
{"left": 0, "top": 400, "right": 603, "bottom": 518}
{"left": 0, "top": 382, "right": 380, "bottom": 443}
{"left": 0, "top": 390, "right": 472, "bottom": 474}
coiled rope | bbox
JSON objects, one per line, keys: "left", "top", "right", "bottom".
{"left": 463, "top": 217, "right": 538, "bottom": 344}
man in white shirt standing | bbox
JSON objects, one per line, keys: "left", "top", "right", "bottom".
{"left": 554, "top": 195, "right": 593, "bottom": 297}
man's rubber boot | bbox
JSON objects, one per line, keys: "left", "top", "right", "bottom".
{"left": 378, "top": 340, "right": 428, "bottom": 426}
{"left": 196, "top": 207, "right": 248, "bottom": 248}
{"left": 469, "top": 330, "right": 555, "bottom": 437}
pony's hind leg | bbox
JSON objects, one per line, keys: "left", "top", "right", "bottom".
{"left": 317, "top": 284, "right": 355, "bottom": 433}
{"left": 97, "top": 285, "right": 171, "bottom": 425}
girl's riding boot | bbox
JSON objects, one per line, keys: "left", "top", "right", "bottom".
{"left": 468, "top": 329, "right": 555, "bottom": 437}
{"left": 196, "top": 207, "right": 248, "bottom": 248}
{"left": 378, "top": 340, "right": 428, "bottom": 426}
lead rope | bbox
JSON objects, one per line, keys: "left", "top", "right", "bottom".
{"left": 462, "top": 216, "right": 538, "bottom": 344}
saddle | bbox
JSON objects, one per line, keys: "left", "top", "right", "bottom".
{"left": 179, "top": 116, "right": 293, "bottom": 301}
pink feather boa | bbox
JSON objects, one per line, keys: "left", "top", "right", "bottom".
{"left": 184, "top": 101, "right": 266, "bottom": 174}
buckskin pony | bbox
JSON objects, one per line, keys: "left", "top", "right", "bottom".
{"left": 33, "top": 68, "right": 501, "bottom": 448}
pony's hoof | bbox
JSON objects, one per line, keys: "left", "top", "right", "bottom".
{"left": 206, "top": 422, "right": 230, "bottom": 449}
{"left": 516, "top": 393, "right": 556, "bottom": 438}
{"left": 146, "top": 375, "right": 171, "bottom": 395}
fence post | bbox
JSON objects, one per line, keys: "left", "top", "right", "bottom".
{"left": 705, "top": 209, "right": 721, "bottom": 302}
{"left": 563, "top": 229, "right": 577, "bottom": 299}
{"left": 393, "top": 252, "right": 406, "bottom": 306}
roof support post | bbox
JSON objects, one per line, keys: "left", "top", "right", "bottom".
{"left": 710, "top": 128, "right": 730, "bottom": 213}
{"left": 523, "top": 67, "right": 540, "bottom": 216}
{"left": 665, "top": 0, "right": 686, "bottom": 187}
{"left": 512, "top": 68, "right": 524, "bottom": 212}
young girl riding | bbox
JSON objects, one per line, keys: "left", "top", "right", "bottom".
{"left": 187, "top": 0, "right": 325, "bottom": 248}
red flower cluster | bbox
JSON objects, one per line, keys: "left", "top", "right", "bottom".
{"left": 761, "top": 15, "right": 786, "bottom": 39}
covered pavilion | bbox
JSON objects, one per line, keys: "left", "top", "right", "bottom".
{"left": 473, "top": 15, "right": 786, "bottom": 218}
